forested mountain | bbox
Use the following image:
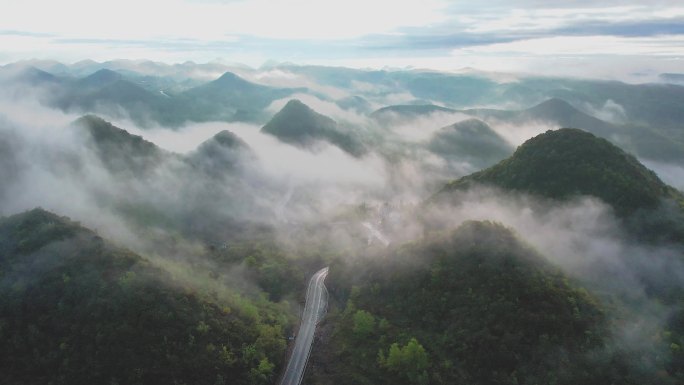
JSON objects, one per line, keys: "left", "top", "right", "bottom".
{"left": 74, "top": 115, "right": 173, "bottom": 175}
{"left": 440, "top": 128, "right": 684, "bottom": 244}
{"left": 0, "top": 209, "right": 293, "bottom": 385}
{"left": 429, "top": 118, "right": 513, "bottom": 170}
{"left": 261, "top": 99, "right": 366, "bottom": 156}
{"left": 314, "top": 221, "right": 659, "bottom": 385}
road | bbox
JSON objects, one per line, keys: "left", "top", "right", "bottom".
{"left": 279, "top": 267, "right": 329, "bottom": 385}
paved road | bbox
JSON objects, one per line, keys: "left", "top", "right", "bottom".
{"left": 279, "top": 267, "right": 329, "bottom": 385}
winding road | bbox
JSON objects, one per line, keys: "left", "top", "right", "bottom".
{"left": 279, "top": 267, "right": 329, "bottom": 385}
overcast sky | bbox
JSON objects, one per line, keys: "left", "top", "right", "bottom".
{"left": 1, "top": 0, "right": 683, "bottom": 79}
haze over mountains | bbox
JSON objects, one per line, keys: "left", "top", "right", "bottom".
{"left": 1, "top": 59, "right": 683, "bottom": 385}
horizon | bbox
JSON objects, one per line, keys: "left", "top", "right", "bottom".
{"left": 1, "top": 0, "right": 683, "bottom": 82}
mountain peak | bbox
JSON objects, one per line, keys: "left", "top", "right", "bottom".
{"left": 213, "top": 71, "right": 254, "bottom": 88}
{"left": 281, "top": 98, "right": 310, "bottom": 111}
{"left": 211, "top": 130, "right": 248, "bottom": 149}
{"left": 442, "top": 128, "right": 675, "bottom": 216}
{"left": 82, "top": 68, "right": 123, "bottom": 85}
{"left": 430, "top": 118, "right": 512, "bottom": 169}
{"left": 262, "top": 99, "right": 365, "bottom": 156}
{"left": 262, "top": 99, "right": 337, "bottom": 140}
{"left": 73, "top": 115, "right": 166, "bottom": 173}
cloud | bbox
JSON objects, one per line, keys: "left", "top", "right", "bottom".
{"left": 452, "top": 35, "right": 684, "bottom": 57}
{"left": 582, "top": 99, "right": 627, "bottom": 124}
{"left": 2, "top": 0, "right": 448, "bottom": 41}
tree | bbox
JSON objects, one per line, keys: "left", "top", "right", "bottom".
{"left": 353, "top": 310, "right": 376, "bottom": 338}
{"left": 379, "top": 338, "right": 429, "bottom": 385}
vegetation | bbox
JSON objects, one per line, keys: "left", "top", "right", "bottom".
{"left": 429, "top": 118, "right": 513, "bottom": 169}
{"left": 74, "top": 115, "right": 172, "bottom": 175}
{"left": 442, "top": 128, "right": 680, "bottom": 217}
{"left": 0, "top": 209, "right": 293, "bottom": 385}
{"left": 261, "top": 99, "right": 366, "bottom": 156}
{"left": 311, "top": 221, "right": 664, "bottom": 384}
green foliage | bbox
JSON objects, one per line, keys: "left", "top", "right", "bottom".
{"left": 248, "top": 358, "right": 275, "bottom": 385}
{"left": 379, "top": 338, "right": 429, "bottom": 385}
{"left": 443, "top": 128, "right": 675, "bottom": 217}
{"left": 0, "top": 209, "right": 291, "bottom": 385}
{"left": 261, "top": 99, "right": 366, "bottom": 156}
{"left": 324, "top": 220, "right": 643, "bottom": 385}
{"left": 429, "top": 118, "right": 513, "bottom": 169}
{"left": 352, "top": 310, "right": 375, "bottom": 338}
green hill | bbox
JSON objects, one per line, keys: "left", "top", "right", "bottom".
{"left": 187, "top": 130, "right": 253, "bottom": 177}
{"left": 0, "top": 208, "right": 291, "bottom": 385}
{"left": 261, "top": 99, "right": 365, "bottom": 156}
{"left": 442, "top": 128, "right": 679, "bottom": 217}
{"left": 429, "top": 118, "right": 513, "bottom": 169}
{"left": 316, "top": 221, "right": 648, "bottom": 385}
{"left": 73, "top": 115, "right": 171, "bottom": 174}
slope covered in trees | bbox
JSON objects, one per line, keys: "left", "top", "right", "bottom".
{"left": 0, "top": 208, "right": 293, "bottom": 385}
{"left": 261, "top": 99, "right": 365, "bottom": 156}
{"left": 314, "top": 221, "right": 652, "bottom": 385}
{"left": 441, "top": 128, "right": 681, "bottom": 217}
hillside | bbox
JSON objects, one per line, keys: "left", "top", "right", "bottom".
{"left": 261, "top": 99, "right": 365, "bottom": 156}
{"left": 176, "top": 71, "right": 301, "bottom": 123}
{"left": 0, "top": 208, "right": 293, "bottom": 385}
{"left": 73, "top": 115, "right": 171, "bottom": 174}
{"left": 465, "top": 98, "right": 684, "bottom": 162}
{"left": 187, "top": 129, "right": 253, "bottom": 177}
{"left": 429, "top": 118, "right": 513, "bottom": 169}
{"left": 313, "top": 221, "right": 645, "bottom": 385}
{"left": 441, "top": 128, "right": 679, "bottom": 217}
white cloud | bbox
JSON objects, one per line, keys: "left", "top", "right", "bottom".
{"left": 1, "top": 0, "right": 448, "bottom": 41}
{"left": 452, "top": 35, "right": 684, "bottom": 57}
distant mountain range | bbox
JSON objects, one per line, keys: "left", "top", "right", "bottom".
{"left": 2, "top": 66, "right": 304, "bottom": 127}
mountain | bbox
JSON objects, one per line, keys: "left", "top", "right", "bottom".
{"left": 261, "top": 99, "right": 365, "bottom": 156}
{"left": 0, "top": 208, "right": 291, "bottom": 385}
{"left": 315, "top": 221, "right": 640, "bottom": 385}
{"left": 0, "top": 65, "right": 64, "bottom": 85}
{"left": 49, "top": 73, "right": 169, "bottom": 125}
{"left": 429, "top": 118, "right": 513, "bottom": 169}
{"left": 371, "top": 104, "right": 458, "bottom": 125}
{"left": 73, "top": 115, "right": 171, "bottom": 174}
{"left": 465, "top": 98, "right": 684, "bottom": 162}
{"left": 467, "top": 98, "right": 616, "bottom": 138}
{"left": 77, "top": 68, "right": 124, "bottom": 89}
{"left": 187, "top": 130, "right": 253, "bottom": 177}
{"left": 441, "top": 128, "right": 679, "bottom": 217}
{"left": 176, "top": 71, "right": 303, "bottom": 124}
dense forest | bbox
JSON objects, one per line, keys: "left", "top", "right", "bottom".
{"left": 311, "top": 221, "right": 681, "bottom": 385}
{"left": 0, "top": 209, "right": 310, "bottom": 385}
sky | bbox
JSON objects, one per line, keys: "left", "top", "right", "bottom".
{"left": 0, "top": 0, "right": 683, "bottom": 79}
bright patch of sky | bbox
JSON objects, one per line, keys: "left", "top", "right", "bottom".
{"left": 0, "top": 0, "right": 682, "bottom": 80}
